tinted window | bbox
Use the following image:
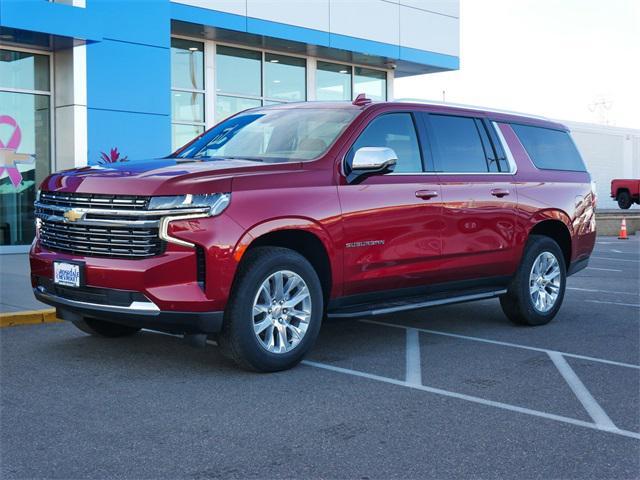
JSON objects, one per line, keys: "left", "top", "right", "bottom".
{"left": 511, "top": 124, "right": 586, "bottom": 171}
{"left": 428, "top": 115, "right": 488, "bottom": 173}
{"left": 350, "top": 113, "right": 422, "bottom": 173}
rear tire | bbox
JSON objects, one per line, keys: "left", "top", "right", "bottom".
{"left": 72, "top": 318, "right": 141, "bottom": 337}
{"left": 500, "top": 235, "right": 566, "bottom": 326}
{"left": 617, "top": 190, "right": 632, "bottom": 209}
{"left": 218, "top": 247, "right": 323, "bottom": 372}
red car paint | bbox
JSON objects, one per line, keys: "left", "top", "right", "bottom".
{"left": 30, "top": 101, "right": 596, "bottom": 327}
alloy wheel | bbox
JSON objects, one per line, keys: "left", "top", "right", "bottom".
{"left": 252, "top": 270, "right": 312, "bottom": 354}
{"left": 529, "top": 251, "right": 561, "bottom": 313}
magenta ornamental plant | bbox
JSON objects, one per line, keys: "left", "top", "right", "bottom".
{"left": 98, "top": 147, "right": 129, "bottom": 165}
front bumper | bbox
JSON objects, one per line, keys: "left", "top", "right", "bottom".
{"left": 34, "top": 281, "right": 223, "bottom": 334}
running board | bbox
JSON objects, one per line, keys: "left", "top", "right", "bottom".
{"left": 327, "top": 288, "right": 507, "bottom": 319}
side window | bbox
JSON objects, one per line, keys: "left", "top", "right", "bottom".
{"left": 511, "top": 124, "right": 586, "bottom": 171}
{"left": 349, "top": 113, "right": 423, "bottom": 173}
{"left": 428, "top": 114, "right": 489, "bottom": 173}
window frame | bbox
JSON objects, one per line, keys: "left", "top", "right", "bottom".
{"left": 344, "top": 111, "right": 427, "bottom": 175}
{"left": 170, "top": 38, "right": 206, "bottom": 149}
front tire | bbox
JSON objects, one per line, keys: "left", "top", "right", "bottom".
{"left": 219, "top": 247, "right": 323, "bottom": 372}
{"left": 72, "top": 318, "right": 141, "bottom": 337}
{"left": 617, "top": 190, "right": 632, "bottom": 209}
{"left": 500, "top": 235, "right": 566, "bottom": 326}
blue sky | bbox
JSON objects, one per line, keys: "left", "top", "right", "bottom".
{"left": 396, "top": 0, "right": 640, "bottom": 128}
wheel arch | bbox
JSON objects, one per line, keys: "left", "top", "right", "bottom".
{"left": 616, "top": 187, "right": 631, "bottom": 198}
{"left": 233, "top": 218, "right": 340, "bottom": 302}
{"left": 528, "top": 218, "right": 572, "bottom": 268}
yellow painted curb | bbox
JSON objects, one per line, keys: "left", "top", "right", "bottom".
{"left": 0, "top": 309, "right": 61, "bottom": 328}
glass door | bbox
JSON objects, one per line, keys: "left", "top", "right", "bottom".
{"left": 0, "top": 48, "right": 51, "bottom": 250}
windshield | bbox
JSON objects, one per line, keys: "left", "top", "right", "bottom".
{"left": 175, "top": 108, "right": 358, "bottom": 162}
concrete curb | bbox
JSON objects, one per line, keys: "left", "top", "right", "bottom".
{"left": 0, "top": 309, "right": 60, "bottom": 328}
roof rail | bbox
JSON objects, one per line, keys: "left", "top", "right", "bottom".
{"left": 394, "top": 98, "right": 552, "bottom": 122}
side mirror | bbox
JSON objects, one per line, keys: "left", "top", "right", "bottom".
{"left": 346, "top": 147, "right": 398, "bottom": 184}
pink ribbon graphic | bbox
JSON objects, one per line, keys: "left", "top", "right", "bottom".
{"left": 0, "top": 115, "right": 34, "bottom": 188}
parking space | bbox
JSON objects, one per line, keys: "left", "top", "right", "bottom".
{"left": 1, "top": 236, "right": 639, "bottom": 479}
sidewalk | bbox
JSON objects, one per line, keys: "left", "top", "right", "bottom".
{"left": 0, "top": 254, "right": 48, "bottom": 313}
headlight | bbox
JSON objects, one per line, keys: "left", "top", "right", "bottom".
{"left": 155, "top": 193, "right": 231, "bottom": 248}
{"left": 149, "top": 193, "right": 231, "bottom": 215}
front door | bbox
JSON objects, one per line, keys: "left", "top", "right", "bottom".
{"left": 338, "top": 112, "right": 442, "bottom": 297}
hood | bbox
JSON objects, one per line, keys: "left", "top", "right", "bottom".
{"left": 41, "top": 158, "right": 302, "bottom": 196}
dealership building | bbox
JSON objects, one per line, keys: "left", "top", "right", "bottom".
{"left": 0, "top": 0, "right": 460, "bottom": 252}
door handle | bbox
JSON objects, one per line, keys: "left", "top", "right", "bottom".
{"left": 490, "top": 188, "right": 510, "bottom": 198}
{"left": 415, "top": 190, "right": 439, "bottom": 200}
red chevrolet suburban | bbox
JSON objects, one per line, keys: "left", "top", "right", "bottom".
{"left": 30, "top": 98, "right": 596, "bottom": 371}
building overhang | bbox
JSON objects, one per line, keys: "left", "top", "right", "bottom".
{"left": 170, "top": 3, "right": 459, "bottom": 77}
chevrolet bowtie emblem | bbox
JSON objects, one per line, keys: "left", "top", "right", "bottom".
{"left": 63, "top": 209, "right": 84, "bottom": 223}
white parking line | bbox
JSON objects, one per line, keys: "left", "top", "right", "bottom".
{"left": 360, "top": 319, "right": 640, "bottom": 370}
{"left": 586, "top": 267, "right": 622, "bottom": 272}
{"left": 567, "top": 287, "right": 639, "bottom": 296}
{"left": 586, "top": 300, "right": 640, "bottom": 308}
{"left": 301, "top": 360, "right": 640, "bottom": 440}
{"left": 611, "top": 249, "right": 624, "bottom": 254}
{"left": 592, "top": 256, "right": 640, "bottom": 263}
{"left": 548, "top": 351, "right": 618, "bottom": 431}
{"left": 405, "top": 328, "right": 422, "bottom": 386}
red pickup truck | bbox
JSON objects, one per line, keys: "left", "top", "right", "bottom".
{"left": 611, "top": 179, "right": 640, "bottom": 209}
{"left": 30, "top": 99, "right": 596, "bottom": 371}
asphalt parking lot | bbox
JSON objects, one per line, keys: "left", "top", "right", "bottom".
{"left": 1, "top": 236, "right": 639, "bottom": 479}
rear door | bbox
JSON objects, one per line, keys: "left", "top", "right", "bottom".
{"left": 338, "top": 111, "right": 443, "bottom": 296}
{"left": 423, "top": 113, "right": 519, "bottom": 283}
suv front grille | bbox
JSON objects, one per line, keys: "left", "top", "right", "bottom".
{"left": 39, "top": 221, "right": 163, "bottom": 258}
{"left": 35, "top": 192, "right": 164, "bottom": 259}
{"left": 39, "top": 191, "right": 150, "bottom": 210}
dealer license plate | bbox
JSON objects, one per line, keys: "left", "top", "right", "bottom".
{"left": 54, "top": 261, "right": 82, "bottom": 288}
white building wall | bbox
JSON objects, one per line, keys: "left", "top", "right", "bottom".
{"left": 564, "top": 121, "right": 640, "bottom": 210}
{"left": 172, "top": 0, "right": 460, "bottom": 57}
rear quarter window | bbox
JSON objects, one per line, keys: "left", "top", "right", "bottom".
{"left": 511, "top": 124, "right": 586, "bottom": 171}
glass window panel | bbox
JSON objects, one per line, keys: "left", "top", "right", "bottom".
{"left": 180, "top": 108, "right": 358, "bottom": 162}
{"left": 349, "top": 113, "right": 422, "bottom": 173}
{"left": 0, "top": 91, "right": 50, "bottom": 245}
{"left": 353, "top": 67, "right": 386, "bottom": 101}
{"left": 170, "top": 38, "right": 204, "bottom": 90}
{"left": 429, "top": 115, "right": 489, "bottom": 173}
{"left": 316, "top": 62, "right": 351, "bottom": 101}
{"left": 171, "top": 91, "right": 204, "bottom": 123}
{"left": 0, "top": 49, "right": 49, "bottom": 91}
{"left": 172, "top": 123, "right": 205, "bottom": 151}
{"left": 511, "top": 124, "right": 587, "bottom": 171}
{"left": 216, "top": 46, "right": 261, "bottom": 97}
{"left": 215, "top": 95, "right": 261, "bottom": 121}
{"left": 264, "top": 53, "right": 305, "bottom": 102}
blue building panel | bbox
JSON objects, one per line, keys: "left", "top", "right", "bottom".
{"left": 0, "top": 0, "right": 102, "bottom": 41}
{"left": 89, "top": 0, "right": 170, "bottom": 48}
{"left": 86, "top": 39, "right": 170, "bottom": 116}
{"left": 87, "top": 108, "right": 171, "bottom": 165}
